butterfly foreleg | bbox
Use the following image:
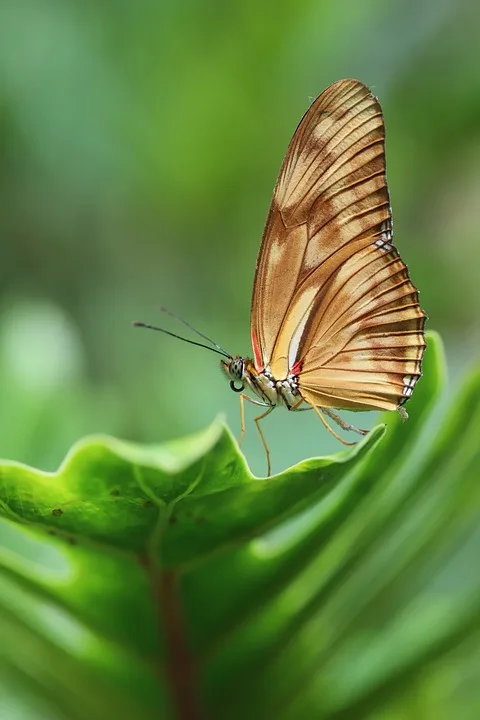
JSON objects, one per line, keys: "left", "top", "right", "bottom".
{"left": 238, "top": 393, "right": 273, "bottom": 449}
{"left": 253, "top": 405, "right": 275, "bottom": 476}
{"left": 321, "top": 407, "right": 369, "bottom": 437}
{"left": 238, "top": 393, "right": 275, "bottom": 475}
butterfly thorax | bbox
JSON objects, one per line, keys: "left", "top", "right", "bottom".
{"left": 222, "top": 356, "right": 302, "bottom": 410}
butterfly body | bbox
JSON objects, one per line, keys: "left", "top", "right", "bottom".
{"left": 224, "top": 78, "right": 426, "bottom": 470}
{"left": 135, "top": 78, "right": 426, "bottom": 475}
{"left": 222, "top": 357, "right": 303, "bottom": 410}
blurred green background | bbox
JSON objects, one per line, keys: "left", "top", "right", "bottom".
{"left": 0, "top": 0, "right": 478, "bottom": 475}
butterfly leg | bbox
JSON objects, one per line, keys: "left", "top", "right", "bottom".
{"left": 398, "top": 406, "right": 408, "bottom": 421}
{"left": 309, "top": 403, "right": 357, "bottom": 446}
{"left": 238, "top": 393, "right": 272, "bottom": 449}
{"left": 322, "top": 407, "right": 369, "bottom": 436}
{"left": 290, "top": 397, "right": 311, "bottom": 411}
{"left": 238, "top": 393, "right": 247, "bottom": 448}
{"left": 254, "top": 405, "right": 275, "bottom": 476}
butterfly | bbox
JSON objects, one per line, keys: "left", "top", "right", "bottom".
{"left": 135, "top": 79, "right": 426, "bottom": 475}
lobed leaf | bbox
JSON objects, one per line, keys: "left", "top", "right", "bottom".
{"left": 1, "top": 331, "right": 479, "bottom": 719}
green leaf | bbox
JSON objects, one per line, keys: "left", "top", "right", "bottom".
{"left": 1, "top": 331, "right": 479, "bottom": 719}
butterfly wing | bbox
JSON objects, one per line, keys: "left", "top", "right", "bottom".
{"left": 250, "top": 79, "right": 426, "bottom": 412}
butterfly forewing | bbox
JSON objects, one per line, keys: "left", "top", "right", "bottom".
{"left": 251, "top": 79, "right": 426, "bottom": 413}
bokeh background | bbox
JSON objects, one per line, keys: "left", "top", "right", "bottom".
{"left": 0, "top": 0, "right": 479, "bottom": 475}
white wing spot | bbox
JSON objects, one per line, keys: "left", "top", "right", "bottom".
{"left": 402, "top": 374, "right": 418, "bottom": 398}
{"left": 288, "top": 310, "right": 310, "bottom": 370}
{"left": 373, "top": 218, "right": 394, "bottom": 252}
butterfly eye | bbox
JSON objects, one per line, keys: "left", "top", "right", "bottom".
{"left": 230, "top": 358, "right": 244, "bottom": 379}
{"left": 228, "top": 357, "right": 245, "bottom": 392}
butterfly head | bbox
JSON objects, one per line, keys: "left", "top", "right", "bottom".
{"left": 221, "top": 355, "right": 250, "bottom": 393}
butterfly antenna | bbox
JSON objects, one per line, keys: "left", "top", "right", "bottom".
{"left": 132, "top": 321, "right": 232, "bottom": 360}
{"left": 158, "top": 306, "right": 232, "bottom": 358}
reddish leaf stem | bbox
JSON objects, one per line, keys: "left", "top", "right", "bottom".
{"left": 156, "top": 569, "right": 204, "bottom": 720}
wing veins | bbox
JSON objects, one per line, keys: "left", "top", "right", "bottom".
{"left": 285, "top": 122, "right": 384, "bottom": 215}
{"left": 298, "top": 252, "right": 403, "bottom": 355}
{"left": 283, "top": 98, "right": 382, "bottom": 208}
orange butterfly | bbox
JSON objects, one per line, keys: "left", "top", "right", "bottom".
{"left": 135, "top": 79, "right": 426, "bottom": 475}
